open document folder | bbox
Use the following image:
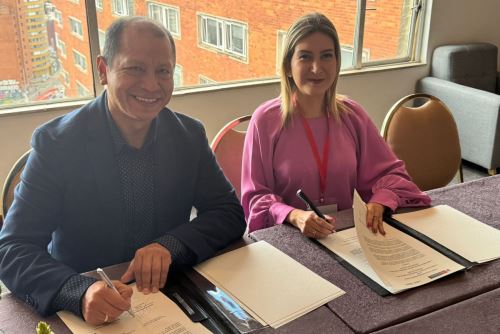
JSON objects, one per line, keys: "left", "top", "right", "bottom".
{"left": 57, "top": 283, "right": 210, "bottom": 334}
{"left": 318, "top": 191, "right": 467, "bottom": 294}
{"left": 194, "top": 241, "right": 345, "bottom": 329}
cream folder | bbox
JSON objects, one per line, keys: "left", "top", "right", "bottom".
{"left": 195, "top": 241, "right": 345, "bottom": 328}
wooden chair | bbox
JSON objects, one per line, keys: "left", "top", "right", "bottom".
{"left": 1, "top": 150, "right": 31, "bottom": 227}
{"left": 211, "top": 115, "right": 252, "bottom": 199}
{"left": 381, "top": 94, "right": 463, "bottom": 191}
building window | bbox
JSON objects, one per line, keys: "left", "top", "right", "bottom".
{"left": 56, "top": 33, "right": 66, "bottom": 58}
{"left": 98, "top": 30, "right": 106, "bottom": 53}
{"left": 72, "top": 49, "right": 87, "bottom": 72}
{"left": 69, "top": 17, "right": 83, "bottom": 39}
{"left": 147, "top": 3, "right": 180, "bottom": 37}
{"left": 61, "top": 69, "right": 70, "bottom": 87}
{"left": 198, "top": 14, "right": 248, "bottom": 59}
{"left": 276, "top": 30, "right": 287, "bottom": 74}
{"left": 199, "top": 75, "right": 216, "bottom": 85}
{"left": 340, "top": 46, "right": 370, "bottom": 70}
{"left": 173, "top": 64, "right": 183, "bottom": 87}
{"left": 96, "top": 0, "right": 103, "bottom": 11}
{"left": 1, "top": 0, "right": 426, "bottom": 108}
{"left": 54, "top": 9, "right": 63, "bottom": 27}
{"left": 76, "top": 81, "right": 91, "bottom": 97}
{"left": 112, "top": 0, "right": 132, "bottom": 16}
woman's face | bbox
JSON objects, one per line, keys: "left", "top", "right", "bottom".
{"left": 289, "top": 31, "right": 337, "bottom": 100}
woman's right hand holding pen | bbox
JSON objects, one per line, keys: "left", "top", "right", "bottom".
{"left": 287, "top": 209, "right": 336, "bottom": 239}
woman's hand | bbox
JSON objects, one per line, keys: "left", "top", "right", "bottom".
{"left": 366, "top": 202, "right": 386, "bottom": 235}
{"left": 287, "top": 209, "right": 335, "bottom": 238}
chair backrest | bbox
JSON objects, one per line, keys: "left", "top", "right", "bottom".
{"left": 431, "top": 43, "right": 498, "bottom": 93}
{"left": 211, "top": 115, "right": 251, "bottom": 199}
{"left": 381, "top": 94, "right": 462, "bottom": 191}
{"left": 1, "top": 150, "right": 31, "bottom": 224}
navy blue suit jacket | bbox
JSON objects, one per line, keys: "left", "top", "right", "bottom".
{"left": 0, "top": 93, "right": 245, "bottom": 315}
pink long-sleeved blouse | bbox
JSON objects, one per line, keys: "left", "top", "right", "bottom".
{"left": 241, "top": 97, "right": 431, "bottom": 232}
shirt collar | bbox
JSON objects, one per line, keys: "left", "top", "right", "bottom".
{"left": 105, "top": 100, "right": 158, "bottom": 154}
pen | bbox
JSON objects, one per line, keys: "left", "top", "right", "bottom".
{"left": 96, "top": 268, "right": 135, "bottom": 318}
{"left": 296, "top": 189, "right": 327, "bottom": 220}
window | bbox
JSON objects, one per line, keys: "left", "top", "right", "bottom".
{"left": 173, "top": 64, "right": 183, "bottom": 87}
{"left": 61, "top": 69, "right": 70, "bottom": 87}
{"left": 112, "top": 0, "right": 132, "bottom": 16}
{"left": 98, "top": 30, "right": 106, "bottom": 53}
{"left": 54, "top": 9, "right": 62, "bottom": 27}
{"left": 199, "top": 75, "right": 216, "bottom": 85}
{"left": 276, "top": 30, "right": 287, "bottom": 74}
{"left": 2, "top": 0, "right": 426, "bottom": 109}
{"left": 147, "top": 3, "right": 180, "bottom": 37}
{"left": 76, "top": 81, "right": 91, "bottom": 97}
{"left": 340, "top": 46, "right": 370, "bottom": 70}
{"left": 72, "top": 49, "right": 87, "bottom": 72}
{"left": 56, "top": 33, "right": 66, "bottom": 58}
{"left": 198, "top": 14, "right": 248, "bottom": 59}
{"left": 69, "top": 17, "right": 83, "bottom": 39}
{"left": 96, "top": 0, "right": 103, "bottom": 11}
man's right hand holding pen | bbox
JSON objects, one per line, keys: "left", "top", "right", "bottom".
{"left": 82, "top": 278, "right": 133, "bottom": 325}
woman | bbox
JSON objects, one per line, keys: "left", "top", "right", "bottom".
{"left": 241, "top": 12, "right": 430, "bottom": 238}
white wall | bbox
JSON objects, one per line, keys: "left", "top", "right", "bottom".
{"left": 1, "top": 0, "right": 500, "bottom": 188}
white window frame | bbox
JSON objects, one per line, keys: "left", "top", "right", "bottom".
{"left": 147, "top": 2, "right": 180, "bottom": 38}
{"left": 61, "top": 68, "right": 70, "bottom": 87}
{"left": 198, "top": 14, "right": 248, "bottom": 59}
{"left": 112, "top": 0, "right": 131, "bottom": 16}
{"left": 199, "top": 75, "right": 216, "bottom": 85}
{"left": 95, "top": 0, "right": 103, "bottom": 11}
{"left": 56, "top": 33, "right": 66, "bottom": 58}
{"left": 98, "top": 29, "right": 106, "bottom": 53}
{"left": 76, "top": 80, "right": 91, "bottom": 97}
{"left": 54, "top": 9, "right": 63, "bottom": 27}
{"left": 173, "top": 64, "right": 183, "bottom": 87}
{"left": 69, "top": 16, "right": 84, "bottom": 40}
{"left": 72, "top": 49, "right": 87, "bottom": 72}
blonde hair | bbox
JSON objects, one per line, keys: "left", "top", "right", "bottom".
{"left": 280, "top": 13, "right": 348, "bottom": 126}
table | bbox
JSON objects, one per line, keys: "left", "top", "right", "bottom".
{"left": 1, "top": 175, "right": 499, "bottom": 333}
{"left": 250, "top": 175, "right": 500, "bottom": 333}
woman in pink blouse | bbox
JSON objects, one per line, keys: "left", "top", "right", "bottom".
{"left": 241, "top": 13, "right": 430, "bottom": 238}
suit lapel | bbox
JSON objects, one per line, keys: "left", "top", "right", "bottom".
{"left": 85, "top": 93, "right": 126, "bottom": 232}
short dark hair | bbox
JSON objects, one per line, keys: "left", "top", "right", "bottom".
{"left": 102, "top": 16, "right": 176, "bottom": 67}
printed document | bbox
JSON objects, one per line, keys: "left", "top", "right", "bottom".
{"left": 195, "top": 241, "right": 345, "bottom": 328}
{"left": 58, "top": 284, "right": 210, "bottom": 334}
{"left": 318, "top": 191, "right": 465, "bottom": 293}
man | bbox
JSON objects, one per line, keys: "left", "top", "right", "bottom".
{"left": 0, "top": 17, "right": 245, "bottom": 325}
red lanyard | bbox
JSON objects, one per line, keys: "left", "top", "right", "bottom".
{"left": 299, "top": 110, "right": 330, "bottom": 204}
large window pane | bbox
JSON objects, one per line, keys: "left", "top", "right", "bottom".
{"left": 1, "top": 0, "right": 424, "bottom": 109}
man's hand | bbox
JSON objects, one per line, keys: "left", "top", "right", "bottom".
{"left": 287, "top": 209, "right": 336, "bottom": 239}
{"left": 82, "top": 281, "right": 132, "bottom": 325}
{"left": 121, "top": 243, "right": 172, "bottom": 294}
{"left": 366, "top": 202, "right": 386, "bottom": 235}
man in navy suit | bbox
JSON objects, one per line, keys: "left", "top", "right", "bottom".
{"left": 0, "top": 17, "right": 245, "bottom": 325}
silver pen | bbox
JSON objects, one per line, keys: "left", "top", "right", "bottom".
{"left": 96, "top": 268, "right": 135, "bottom": 318}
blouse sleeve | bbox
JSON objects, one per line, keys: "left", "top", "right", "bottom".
{"left": 241, "top": 102, "right": 295, "bottom": 233}
{"left": 345, "top": 100, "right": 431, "bottom": 211}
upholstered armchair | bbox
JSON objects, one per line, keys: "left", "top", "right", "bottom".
{"left": 417, "top": 43, "right": 500, "bottom": 175}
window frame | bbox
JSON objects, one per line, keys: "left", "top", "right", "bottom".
{"left": 1, "top": 0, "right": 426, "bottom": 111}
{"left": 198, "top": 13, "right": 248, "bottom": 60}
{"left": 147, "top": 2, "right": 181, "bottom": 38}
{"left": 112, "top": 0, "right": 131, "bottom": 17}
{"left": 72, "top": 49, "right": 87, "bottom": 73}
{"left": 68, "top": 16, "right": 84, "bottom": 40}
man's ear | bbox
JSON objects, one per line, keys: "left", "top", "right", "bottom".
{"left": 96, "top": 56, "right": 108, "bottom": 85}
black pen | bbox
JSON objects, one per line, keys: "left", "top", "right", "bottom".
{"left": 296, "top": 189, "right": 327, "bottom": 220}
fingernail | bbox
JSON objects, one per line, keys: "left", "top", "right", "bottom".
{"left": 143, "top": 288, "right": 150, "bottom": 294}
{"left": 152, "top": 287, "right": 158, "bottom": 293}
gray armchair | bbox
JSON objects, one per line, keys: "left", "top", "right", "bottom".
{"left": 417, "top": 43, "right": 500, "bottom": 175}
